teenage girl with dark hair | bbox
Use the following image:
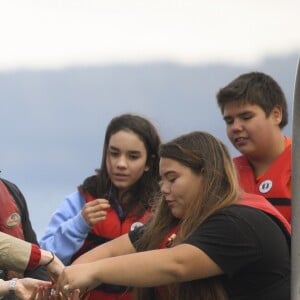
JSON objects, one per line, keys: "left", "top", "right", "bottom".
{"left": 40, "top": 113, "right": 161, "bottom": 300}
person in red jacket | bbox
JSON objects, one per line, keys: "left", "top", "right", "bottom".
{"left": 41, "top": 113, "right": 161, "bottom": 300}
{"left": 216, "top": 72, "right": 291, "bottom": 222}
{"left": 0, "top": 176, "right": 50, "bottom": 286}
{"left": 56, "top": 131, "right": 290, "bottom": 300}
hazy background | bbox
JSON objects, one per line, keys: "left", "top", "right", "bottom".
{"left": 0, "top": 1, "right": 299, "bottom": 239}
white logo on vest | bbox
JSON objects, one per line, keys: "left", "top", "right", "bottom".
{"left": 259, "top": 180, "right": 273, "bottom": 193}
{"left": 6, "top": 213, "right": 21, "bottom": 228}
{"left": 130, "top": 222, "right": 144, "bottom": 231}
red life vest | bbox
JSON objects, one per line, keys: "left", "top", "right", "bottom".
{"left": 234, "top": 139, "right": 291, "bottom": 223}
{"left": 0, "top": 180, "right": 24, "bottom": 239}
{"left": 72, "top": 192, "right": 152, "bottom": 300}
{"left": 237, "top": 192, "right": 291, "bottom": 233}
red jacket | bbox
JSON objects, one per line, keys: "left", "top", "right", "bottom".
{"left": 234, "top": 139, "right": 291, "bottom": 223}
{"left": 0, "top": 180, "right": 24, "bottom": 239}
{"left": 0, "top": 179, "right": 49, "bottom": 280}
{"left": 72, "top": 192, "right": 152, "bottom": 300}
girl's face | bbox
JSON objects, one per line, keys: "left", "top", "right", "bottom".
{"left": 106, "top": 130, "right": 148, "bottom": 193}
{"left": 159, "top": 157, "right": 203, "bottom": 219}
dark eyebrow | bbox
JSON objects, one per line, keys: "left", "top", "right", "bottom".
{"left": 224, "top": 110, "right": 254, "bottom": 120}
{"left": 239, "top": 111, "right": 253, "bottom": 116}
{"left": 162, "top": 170, "right": 177, "bottom": 177}
{"left": 108, "top": 146, "right": 141, "bottom": 155}
{"left": 223, "top": 116, "right": 231, "bottom": 121}
{"left": 128, "top": 150, "right": 141, "bottom": 154}
{"left": 108, "top": 145, "right": 119, "bottom": 151}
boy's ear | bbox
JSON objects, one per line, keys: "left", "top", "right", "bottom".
{"left": 272, "top": 105, "right": 283, "bottom": 124}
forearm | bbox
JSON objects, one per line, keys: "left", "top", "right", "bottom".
{"left": 87, "top": 248, "right": 184, "bottom": 288}
{"left": 0, "top": 232, "right": 31, "bottom": 272}
{"left": 60, "top": 244, "right": 223, "bottom": 293}
{"left": 85, "top": 244, "right": 222, "bottom": 287}
{"left": 73, "top": 234, "right": 135, "bottom": 264}
{"left": 39, "top": 249, "right": 54, "bottom": 266}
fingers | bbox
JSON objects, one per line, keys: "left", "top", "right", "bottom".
{"left": 72, "top": 289, "right": 82, "bottom": 300}
{"left": 36, "top": 280, "right": 53, "bottom": 286}
{"left": 83, "top": 210, "right": 109, "bottom": 226}
{"left": 60, "top": 283, "right": 75, "bottom": 298}
{"left": 29, "top": 286, "right": 53, "bottom": 300}
{"left": 85, "top": 198, "right": 110, "bottom": 209}
{"left": 29, "top": 286, "right": 39, "bottom": 300}
{"left": 60, "top": 285, "right": 87, "bottom": 299}
{"left": 82, "top": 199, "right": 110, "bottom": 225}
{"left": 63, "top": 284, "right": 70, "bottom": 292}
{"left": 56, "top": 271, "right": 82, "bottom": 299}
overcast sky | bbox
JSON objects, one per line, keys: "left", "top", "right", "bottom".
{"left": 1, "top": 0, "right": 299, "bottom": 238}
{"left": 1, "top": 0, "right": 299, "bottom": 71}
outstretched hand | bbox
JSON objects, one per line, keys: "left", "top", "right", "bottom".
{"left": 14, "top": 278, "right": 52, "bottom": 300}
{"left": 56, "top": 263, "right": 99, "bottom": 298}
{"left": 32, "top": 286, "right": 81, "bottom": 300}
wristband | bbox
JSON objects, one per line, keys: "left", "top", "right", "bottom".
{"left": 43, "top": 251, "right": 55, "bottom": 267}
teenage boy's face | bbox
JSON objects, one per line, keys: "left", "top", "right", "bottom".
{"left": 222, "top": 101, "right": 280, "bottom": 157}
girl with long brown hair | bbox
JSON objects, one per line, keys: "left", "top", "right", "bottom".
{"left": 57, "top": 131, "right": 290, "bottom": 300}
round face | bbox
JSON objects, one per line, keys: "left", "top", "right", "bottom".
{"left": 106, "top": 130, "right": 148, "bottom": 193}
{"left": 159, "top": 157, "right": 203, "bottom": 219}
{"left": 223, "top": 102, "right": 281, "bottom": 158}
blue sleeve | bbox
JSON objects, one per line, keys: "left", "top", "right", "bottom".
{"left": 39, "top": 191, "right": 91, "bottom": 265}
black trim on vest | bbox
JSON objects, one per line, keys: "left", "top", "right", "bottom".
{"left": 86, "top": 233, "right": 132, "bottom": 294}
{"left": 86, "top": 232, "right": 111, "bottom": 245}
{"left": 267, "top": 197, "right": 291, "bottom": 206}
{"left": 95, "top": 283, "right": 132, "bottom": 293}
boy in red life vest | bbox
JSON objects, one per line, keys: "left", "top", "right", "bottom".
{"left": 217, "top": 72, "right": 291, "bottom": 222}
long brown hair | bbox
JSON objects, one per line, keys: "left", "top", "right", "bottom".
{"left": 78, "top": 113, "right": 161, "bottom": 217}
{"left": 134, "top": 131, "right": 241, "bottom": 300}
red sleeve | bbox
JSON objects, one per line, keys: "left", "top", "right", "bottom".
{"left": 26, "top": 244, "right": 41, "bottom": 270}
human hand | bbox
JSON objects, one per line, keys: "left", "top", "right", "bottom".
{"left": 33, "top": 286, "right": 81, "bottom": 300}
{"left": 81, "top": 199, "right": 110, "bottom": 226}
{"left": 30, "top": 286, "right": 53, "bottom": 300}
{"left": 47, "top": 255, "right": 65, "bottom": 282}
{"left": 13, "top": 278, "right": 52, "bottom": 300}
{"left": 57, "top": 264, "right": 99, "bottom": 297}
{"left": 40, "top": 250, "right": 65, "bottom": 282}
